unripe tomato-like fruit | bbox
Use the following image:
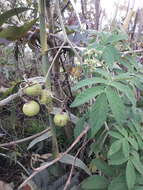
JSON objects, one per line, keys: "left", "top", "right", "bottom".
{"left": 24, "top": 84, "right": 42, "bottom": 96}
{"left": 39, "top": 89, "right": 52, "bottom": 104}
{"left": 22, "top": 101, "right": 40, "bottom": 117}
{"left": 53, "top": 113, "right": 69, "bottom": 127}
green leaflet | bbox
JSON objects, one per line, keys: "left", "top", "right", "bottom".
{"left": 108, "top": 131, "right": 123, "bottom": 139}
{"left": 74, "top": 116, "right": 86, "bottom": 138}
{"left": 72, "top": 77, "right": 108, "bottom": 90}
{"left": 106, "top": 87, "right": 127, "bottom": 125}
{"left": 131, "top": 155, "right": 143, "bottom": 175}
{"left": 70, "top": 86, "right": 105, "bottom": 107}
{"left": 89, "top": 93, "right": 108, "bottom": 136}
{"left": 126, "top": 160, "right": 136, "bottom": 189}
{"left": 122, "top": 139, "right": 130, "bottom": 158}
{"left": 105, "top": 32, "right": 128, "bottom": 44}
{"left": 81, "top": 175, "right": 109, "bottom": 189}
{"left": 113, "top": 72, "right": 134, "bottom": 81}
{"left": 108, "top": 140, "right": 122, "bottom": 156}
{"left": 108, "top": 176, "right": 128, "bottom": 190}
{"left": 108, "top": 151, "right": 128, "bottom": 165}
{"left": 92, "top": 158, "right": 115, "bottom": 176}
{"left": 127, "top": 137, "right": 138, "bottom": 151}
{"left": 110, "top": 81, "right": 136, "bottom": 105}
{"left": 95, "top": 68, "right": 111, "bottom": 79}
{"left": 102, "top": 45, "right": 120, "bottom": 67}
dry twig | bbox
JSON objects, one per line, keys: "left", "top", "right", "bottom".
{"left": 0, "top": 128, "right": 51, "bottom": 147}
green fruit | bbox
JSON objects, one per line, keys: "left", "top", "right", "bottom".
{"left": 24, "top": 84, "right": 42, "bottom": 96}
{"left": 22, "top": 101, "right": 40, "bottom": 117}
{"left": 54, "top": 113, "right": 69, "bottom": 127}
{"left": 39, "top": 89, "right": 52, "bottom": 104}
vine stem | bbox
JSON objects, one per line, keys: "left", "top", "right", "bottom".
{"left": 39, "top": 0, "right": 59, "bottom": 158}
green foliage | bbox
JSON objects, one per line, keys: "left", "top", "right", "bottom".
{"left": 122, "top": 139, "right": 130, "bottom": 158}
{"left": 71, "top": 30, "right": 143, "bottom": 190}
{"left": 108, "top": 139, "right": 122, "bottom": 156}
{"left": 74, "top": 116, "right": 86, "bottom": 138}
{"left": 70, "top": 86, "right": 105, "bottom": 107}
{"left": 126, "top": 160, "right": 136, "bottom": 189}
{"left": 89, "top": 93, "right": 108, "bottom": 136}
{"left": 102, "top": 45, "right": 120, "bottom": 68}
{"left": 72, "top": 77, "right": 108, "bottom": 90}
{"left": 91, "top": 158, "right": 115, "bottom": 176}
{"left": 131, "top": 153, "right": 143, "bottom": 175}
{"left": 106, "top": 87, "right": 127, "bottom": 125}
{"left": 81, "top": 175, "right": 109, "bottom": 189}
{"left": 1, "top": 12, "right": 143, "bottom": 189}
{"left": 108, "top": 176, "right": 128, "bottom": 190}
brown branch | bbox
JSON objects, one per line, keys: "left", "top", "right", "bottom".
{"left": 18, "top": 125, "right": 90, "bottom": 189}
{"left": 0, "top": 128, "right": 51, "bottom": 148}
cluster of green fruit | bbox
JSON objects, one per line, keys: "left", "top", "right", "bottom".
{"left": 22, "top": 83, "right": 69, "bottom": 127}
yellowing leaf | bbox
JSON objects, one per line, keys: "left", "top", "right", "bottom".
{"left": 0, "top": 18, "right": 38, "bottom": 41}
